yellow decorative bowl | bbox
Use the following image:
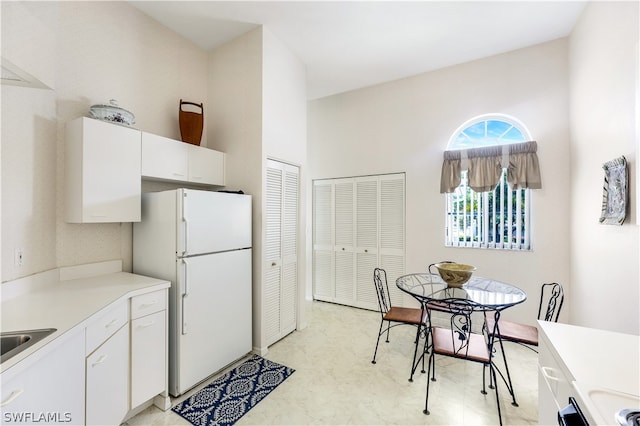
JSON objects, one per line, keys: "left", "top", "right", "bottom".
{"left": 434, "top": 263, "right": 476, "bottom": 288}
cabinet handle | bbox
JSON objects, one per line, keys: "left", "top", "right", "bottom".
{"left": 341, "top": 248, "right": 345, "bottom": 251}
{"left": 364, "top": 249, "right": 368, "bottom": 253}
{"left": 272, "top": 262, "right": 276, "bottom": 267}
{"left": 137, "top": 321, "right": 156, "bottom": 329}
{"left": 540, "top": 366, "right": 560, "bottom": 382}
{"left": 1, "top": 389, "right": 24, "bottom": 407}
{"left": 92, "top": 355, "right": 108, "bottom": 367}
{"left": 104, "top": 318, "right": 119, "bottom": 328}
{"left": 172, "top": 172, "right": 185, "bottom": 177}
{"left": 139, "top": 300, "right": 158, "bottom": 308}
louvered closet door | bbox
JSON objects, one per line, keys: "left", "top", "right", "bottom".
{"left": 312, "top": 181, "right": 334, "bottom": 300}
{"left": 333, "top": 179, "right": 355, "bottom": 303}
{"left": 354, "top": 177, "right": 379, "bottom": 310}
{"left": 312, "top": 173, "right": 405, "bottom": 309}
{"left": 379, "top": 174, "right": 406, "bottom": 306}
{"left": 264, "top": 160, "right": 299, "bottom": 347}
{"left": 280, "top": 165, "right": 298, "bottom": 338}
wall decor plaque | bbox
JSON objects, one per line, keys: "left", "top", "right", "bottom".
{"left": 599, "top": 156, "right": 628, "bottom": 225}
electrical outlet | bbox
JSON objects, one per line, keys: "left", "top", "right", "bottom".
{"left": 14, "top": 248, "right": 23, "bottom": 267}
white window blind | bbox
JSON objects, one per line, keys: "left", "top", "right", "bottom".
{"left": 445, "top": 170, "right": 531, "bottom": 250}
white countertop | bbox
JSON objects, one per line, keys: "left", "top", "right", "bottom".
{"left": 539, "top": 321, "right": 640, "bottom": 425}
{"left": 1, "top": 266, "right": 169, "bottom": 373}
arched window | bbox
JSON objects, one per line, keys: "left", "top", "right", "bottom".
{"left": 444, "top": 114, "right": 536, "bottom": 250}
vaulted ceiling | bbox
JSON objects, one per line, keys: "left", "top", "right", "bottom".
{"left": 130, "top": 1, "right": 587, "bottom": 99}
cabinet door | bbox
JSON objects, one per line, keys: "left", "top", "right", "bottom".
{"left": 187, "top": 145, "right": 225, "bottom": 185}
{"left": 86, "top": 325, "right": 129, "bottom": 426}
{"left": 0, "top": 332, "right": 85, "bottom": 425}
{"left": 131, "top": 310, "right": 166, "bottom": 408}
{"left": 141, "top": 132, "right": 188, "bottom": 181}
{"left": 65, "top": 117, "right": 141, "bottom": 223}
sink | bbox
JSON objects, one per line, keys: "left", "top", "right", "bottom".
{"left": 574, "top": 381, "right": 640, "bottom": 425}
{"left": 1, "top": 328, "right": 57, "bottom": 363}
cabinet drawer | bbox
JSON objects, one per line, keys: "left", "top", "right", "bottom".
{"left": 86, "top": 302, "right": 128, "bottom": 354}
{"left": 131, "top": 289, "right": 166, "bottom": 319}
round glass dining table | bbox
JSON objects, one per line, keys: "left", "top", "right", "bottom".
{"left": 395, "top": 272, "right": 527, "bottom": 311}
{"left": 396, "top": 272, "right": 527, "bottom": 405}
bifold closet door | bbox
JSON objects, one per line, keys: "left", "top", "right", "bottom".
{"left": 264, "top": 160, "right": 299, "bottom": 347}
{"left": 312, "top": 181, "right": 333, "bottom": 299}
{"left": 312, "top": 173, "right": 406, "bottom": 310}
{"left": 378, "top": 174, "right": 406, "bottom": 308}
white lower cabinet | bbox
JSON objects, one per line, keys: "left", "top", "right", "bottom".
{"left": 85, "top": 325, "right": 129, "bottom": 426}
{"left": 538, "top": 326, "right": 576, "bottom": 425}
{"left": 131, "top": 310, "right": 166, "bottom": 408}
{"left": 1, "top": 286, "right": 168, "bottom": 426}
{"left": 0, "top": 332, "right": 85, "bottom": 425}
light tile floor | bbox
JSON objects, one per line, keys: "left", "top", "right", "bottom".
{"left": 126, "top": 300, "right": 538, "bottom": 425}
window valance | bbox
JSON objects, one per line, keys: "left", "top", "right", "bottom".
{"left": 440, "top": 141, "right": 542, "bottom": 193}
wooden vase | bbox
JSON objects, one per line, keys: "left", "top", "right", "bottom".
{"left": 179, "top": 100, "right": 203, "bottom": 145}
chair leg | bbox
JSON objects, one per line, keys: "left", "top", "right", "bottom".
{"left": 371, "top": 320, "right": 385, "bottom": 364}
{"left": 408, "top": 324, "right": 423, "bottom": 382}
{"left": 423, "top": 352, "right": 435, "bottom": 415}
{"left": 492, "top": 337, "right": 519, "bottom": 406}
{"left": 384, "top": 320, "right": 392, "bottom": 343}
{"left": 490, "top": 363, "right": 503, "bottom": 426}
{"left": 481, "top": 364, "right": 487, "bottom": 395}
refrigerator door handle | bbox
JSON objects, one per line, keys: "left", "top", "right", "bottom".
{"left": 181, "top": 193, "right": 188, "bottom": 257}
{"left": 181, "top": 259, "right": 188, "bottom": 335}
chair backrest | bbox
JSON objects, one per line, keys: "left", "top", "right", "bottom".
{"left": 537, "top": 282, "right": 564, "bottom": 322}
{"left": 444, "top": 300, "right": 477, "bottom": 357}
{"left": 373, "top": 268, "right": 391, "bottom": 316}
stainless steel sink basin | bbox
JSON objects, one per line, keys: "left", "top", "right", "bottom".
{"left": 1, "top": 328, "right": 57, "bottom": 363}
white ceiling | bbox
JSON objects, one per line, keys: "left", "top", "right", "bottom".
{"left": 130, "top": 1, "right": 587, "bottom": 100}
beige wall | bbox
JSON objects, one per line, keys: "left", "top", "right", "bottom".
{"left": 308, "top": 39, "right": 572, "bottom": 326}
{"left": 569, "top": 1, "right": 639, "bottom": 335}
{"left": 261, "top": 27, "right": 308, "bottom": 334}
{"left": 1, "top": 1, "right": 208, "bottom": 282}
{"left": 207, "top": 27, "right": 308, "bottom": 352}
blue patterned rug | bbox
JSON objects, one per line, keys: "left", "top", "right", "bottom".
{"left": 172, "top": 355, "right": 295, "bottom": 426}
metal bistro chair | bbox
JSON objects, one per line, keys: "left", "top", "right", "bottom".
{"left": 407, "top": 262, "right": 457, "bottom": 382}
{"left": 486, "top": 282, "right": 564, "bottom": 351}
{"left": 424, "top": 299, "right": 505, "bottom": 425}
{"left": 483, "top": 282, "right": 564, "bottom": 407}
{"left": 371, "top": 268, "right": 427, "bottom": 368}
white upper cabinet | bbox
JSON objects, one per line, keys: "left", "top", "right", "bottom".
{"left": 141, "top": 132, "right": 225, "bottom": 186}
{"left": 65, "top": 117, "right": 141, "bottom": 223}
{"left": 187, "top": 145, "right": 225, "bottom": 185}
{"left": 141, "top": 133, "right": 188, "bottom": 182}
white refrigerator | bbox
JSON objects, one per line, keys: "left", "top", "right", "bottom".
{"left": 133, "top": 188, "right": 252, "bottom": 396}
